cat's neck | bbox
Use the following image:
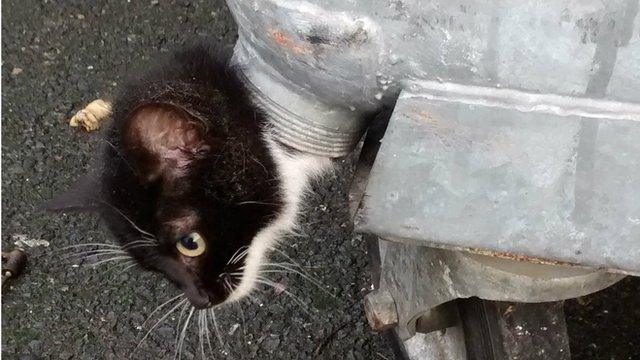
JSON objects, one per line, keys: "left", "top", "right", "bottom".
{"left": 226, "top": 131, "right": 332, "bottom": 302}
{"left": 266, "top": 135, "right": 332, "bottom": 232}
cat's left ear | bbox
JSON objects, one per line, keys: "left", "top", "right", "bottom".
{"left": 43, "top": 174, "right": 102, "bottom": 212}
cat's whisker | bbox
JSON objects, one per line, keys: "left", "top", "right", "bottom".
{"left": 91, "top": 256, "right": 132, "bottom": 268}
{"left": 59, "top": 243, "right": 120, "bottom": 250}
{"left": 203, "top": 309, "right": 215, "bottom": 357}
{"left": 175, "top": 307, "right": 195, "bottom": 360}
{"left": 198, "top": 312, "right": 206, "bottom": 360}
{"left": 121, "top": 239, "right": 156, "bottom": 249}
{"left": 103, "top": 138, "right": 137, "bottom": 174}
{"left": 173, "top": 301, "right": 190, "bottom": 355}
{"left": 261, "top": 259, "right": 322, "bottom": 275}
{"left": 235, "top": 247, "right": 251, "bottom": 262}
{"left": 100, "top": 201, "right": 156, "bottom": 239}
{"left": 63, "top": 252, "right": 126, "bottom": 263}
{"left": 72, "top": 255, "right": 130, "bottom": 267}
{"left": 286, "top": 231, "right": 306, "bottom": 239}
{"left": 254, "top": 276, "right": 312, "bottom": 315}
{"left": 122, "top": 243, "right": 157, "bottom": 252}
{"left": 237, "top": 200, "right": 278, "bottom": 206}
{"left": 124, "top": 239, "right": 155, "bottom": 246}
{"left": 106, "top": 259, "right": 137, "bottom": 274}
{"left": 239, "top": 261, "right": 301, "bottom": 270}
{"left": 223, "top": 277, "right": 235, "bottom": 295}
{"left": 208, "top": 308, "right": 226, "bottom": 350}
{"left": 114, "top": 261, "right": 138, "bottom": 276}
{"left": 69, "top": 248, "right": 126, "bottom": 255}
{"left": 63, "top": 248, "right": 127, "bottom": 260}
{"left": 255, "top": 269, "right": 291, "bottom": 276}
{"left": 250, "top": 155, "right": 268, "bottom": 175}
{"left": 258, "top": 263, "right": 335, "bottom": 298}
{"left": 141, "top": 293, "right": 185, "bottom": 328}
{"left": 227, "top": 245, "right": 249, "bottom": 265}
{"left": 269, "top": 247, "right": 315, "bottom": 270}
{"left": 134, "top": 298, "right": 187, "bottom": 354}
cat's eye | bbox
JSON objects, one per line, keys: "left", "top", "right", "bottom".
{"left": 176, "top": 232, "right": 206, "bottom": 257}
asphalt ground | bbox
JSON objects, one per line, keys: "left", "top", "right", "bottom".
{"left": 2, "top": 1, "right": 639, "bottom": 360}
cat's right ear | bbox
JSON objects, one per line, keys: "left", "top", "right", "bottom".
{"left": 43, "top": 174, "right": 102, "bottom": 212}
{"left": 123, "top": 103, "right": 209, "bottom": 183}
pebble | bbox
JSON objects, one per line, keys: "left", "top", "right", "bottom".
{"left": 28, "top": 340, "right": 42, "bottom": 354}
{"left": 263, "top": 336, "right": 281, "bottom": 353}
{"left": 59, "top": 351, "right": 73, "bottom": 360}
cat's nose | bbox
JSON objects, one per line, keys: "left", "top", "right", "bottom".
{"left": 184, "top": 286, "right": 212, "bottom": 309}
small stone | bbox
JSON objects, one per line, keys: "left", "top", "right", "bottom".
{"left": 228, "top": 323, "right": 240, "bottom": 335}
{"left": 59, "top": 351, "right": 73, "bottom": 359}
{"left": 11, "top": 67, "right": 23, "bottom": 76}
{"left": 28, "top": 340, "right": 42, "bottom": 353}
{"left": 156, "top": 326, "right": 174, "bottom": 339}
{"left": 77, "top": 14, "right": 85, "bottom": 19}
{"left": 263, "top": 336, "right": 280, "bottom": 353}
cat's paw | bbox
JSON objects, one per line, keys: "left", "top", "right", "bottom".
{"left": 69, "top": 99, "right": 112, "bottom": 132}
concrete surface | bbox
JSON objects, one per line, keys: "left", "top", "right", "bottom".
{"left": 1, "top": 1, "right": 638, "bottom": 360}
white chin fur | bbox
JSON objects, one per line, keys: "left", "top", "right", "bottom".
{"left": 225, "top": 134, "right": 331, "bottom": 303}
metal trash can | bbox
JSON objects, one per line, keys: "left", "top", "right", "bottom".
{"left": 228, "top": 0, "right": 640, "bottom": 358}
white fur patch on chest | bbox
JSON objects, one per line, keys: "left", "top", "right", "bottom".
{"left": 225, "top": 134, "right": 332, "bottom": 302}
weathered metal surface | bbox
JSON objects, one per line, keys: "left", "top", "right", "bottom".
{"left": 414, "top": 302, "right": 460, "bottom": 334}
{"left": 403, "top": 329, "right": 468, "bottom": 360}
{"left": 229, "top": 0, "right": 640, "bottom": 157}
{"left": 364, "top": 290, "right": 400, "bottom": 331}
{"left": 348, "top": 111, "right": 391, "bottom": 218}
{"left": 356, "top": 87, "right": 640, "bottom": 274}
{"left": 459, "top": 299, "right": 571, "bottom": 360}
{"left": 372, "top": 238, "right": 622, "bottom": 341}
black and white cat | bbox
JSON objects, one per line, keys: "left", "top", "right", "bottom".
{"left": 48, "top": 44, "right": 331, "bottom": 308}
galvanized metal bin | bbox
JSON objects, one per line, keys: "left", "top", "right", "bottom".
{"left": 228, "top": 0, "right": 640, "bottom": 357}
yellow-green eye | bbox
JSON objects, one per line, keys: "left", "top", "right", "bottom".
{"left": 176, "top": 233, "right": 206, "bottom": 257}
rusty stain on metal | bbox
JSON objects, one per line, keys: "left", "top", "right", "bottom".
{"left": 409, "top": 107, "right": 448, "bottom": 131}
{"left": 418, "top": 111, "right": 452, "bottom": 133}
{"left": 467, "top": 247, "right": 578, "bottom": 267}
{"left": 268, "top": 28, "right": 311, "bottom": 55}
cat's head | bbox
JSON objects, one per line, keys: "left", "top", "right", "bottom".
{"left": 49, "top": 98, "right": 283, "bottom": 308}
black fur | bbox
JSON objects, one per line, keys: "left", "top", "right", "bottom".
{"left": 55, "top": 44, "right": 283, "bottom": 307}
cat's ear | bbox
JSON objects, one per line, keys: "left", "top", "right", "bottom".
{"left": 123, "top": 103, "right": 209, "bottom": 182}
{"left": 43, "top": 174, "right": 102, "bottom": 212}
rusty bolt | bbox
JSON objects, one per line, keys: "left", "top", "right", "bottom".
{"left": 364, "top": 289, "right": 399, "bottom": 331}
